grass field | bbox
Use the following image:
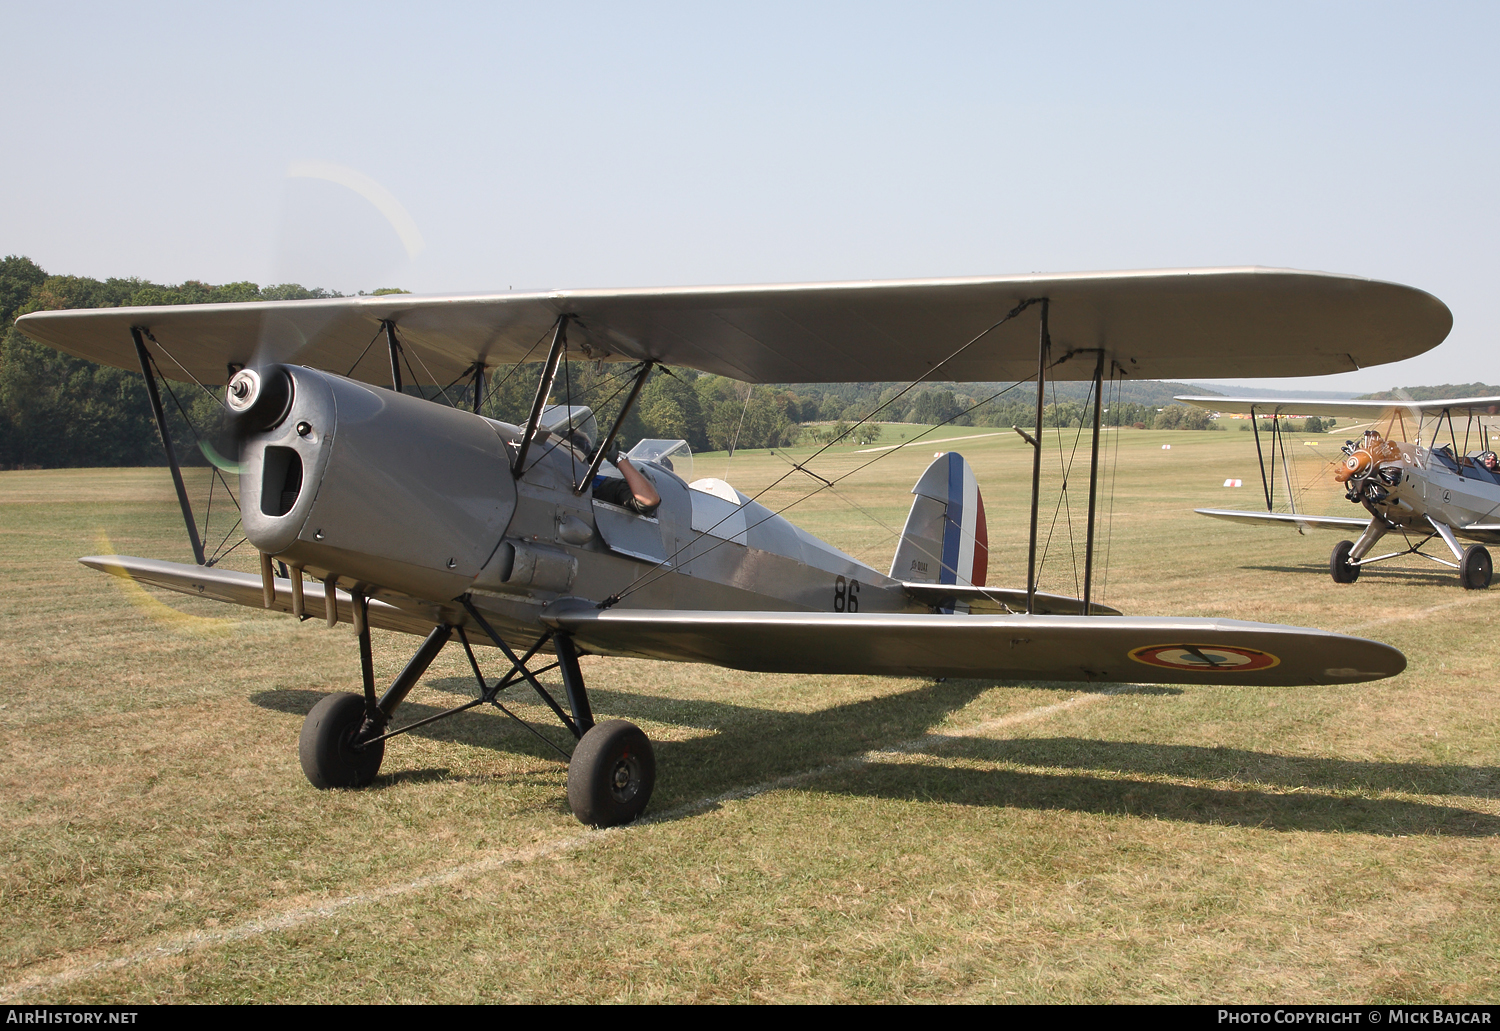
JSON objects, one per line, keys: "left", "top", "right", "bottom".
{"left": 1, "top": 425, "right": 1497, "bottom": 1003}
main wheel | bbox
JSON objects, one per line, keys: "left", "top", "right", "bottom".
{"left": 299, "top": 693, "right": 385, "bottom": 788}
{"left": 567, "top": 719, "right": 656, "bottom": 827}
{"left": 1461, "top": 544, "right": 1492, "bottom": 590}
{"left": 1330, "top": 540, "right": 1360, "bottom": 583}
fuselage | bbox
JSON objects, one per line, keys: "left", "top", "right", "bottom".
{"left": 1348, "top": 441, "right": 1500, "bottom": 543}
{"left": 235, "top": 366, "right": 924, "bottom": 643}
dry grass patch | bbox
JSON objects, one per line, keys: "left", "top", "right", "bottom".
{"left": 1, "top": 433, "right": 1497, "bottom": 1002}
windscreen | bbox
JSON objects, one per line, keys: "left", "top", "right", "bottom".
{"left": 628, "top": 438, "right": 692, "bottom": 484}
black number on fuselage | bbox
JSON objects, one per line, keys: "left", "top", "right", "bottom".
{"left": 833, "top": 576, "right": 860, "bottom": 612}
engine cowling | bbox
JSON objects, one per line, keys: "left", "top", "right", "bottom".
{"left": 234, "top": 365, "right": 517, "bottom": 600}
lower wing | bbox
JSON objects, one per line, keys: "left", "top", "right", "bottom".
{"left": 541, "top": 601, "right": 1404, "bottom": 686}
{"left": 1195, "top": 508, "right": 1371, "bottom": 533}
{"left": 80, "top": 555, "right": 455, "bottom": 636}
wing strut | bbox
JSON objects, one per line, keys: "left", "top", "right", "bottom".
{"left": 1082, "top": 348, "right": 1105, "bottom": 612}
{"left": 1278, "top": 414, "right": 1298, "bottom": 514}
{"left": 1248, "top": 406, "right": 1296, "bottom": 513}
{"left": 1025, "top": 300, "right": 1049, "bottom": 613}
{"left": 1250, "top": 404, "right": 1272, "bottom": 509}
{"left": 573, "top": 361, "right": 654, "bottom": 495}
{"left": 131, "top": 326, "right": 206, "bottom": 565}
{"left": 512, "top": 316, "right": 569, "bottom": 477}
{"left": 470, "top": 361, "right": 487, "bottom": 414}
{"left": 383, "top": 320, "right": 403, "bottom": 394}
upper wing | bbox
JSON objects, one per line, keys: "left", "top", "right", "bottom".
{"left": 17, "top": 267, "right": 1449, "bottom": 386}
{"left": 1176, "top": 395, "right": 1500, "bottom": 419}
{"left": 541, "top": 602, "right": 1404, "bottom": 686}
{"left": 1195, "top": 509, "right": 1372, "bottom": 533}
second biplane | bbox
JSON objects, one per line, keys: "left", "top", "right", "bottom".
{"left": 1178, "top": 394, "right": 1500, "bottom": 589}
{"left": 16, "top": 267, "right": 1452, "bottom": 825}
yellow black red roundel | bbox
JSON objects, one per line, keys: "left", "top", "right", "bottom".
{"left": 1128, "top": 644, "right": 1280, "bottom": 672}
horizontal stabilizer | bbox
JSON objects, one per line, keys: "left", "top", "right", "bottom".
{"left": 79, "top": 555, "right": 455, "bottom": 637}
{"left": 1195, "top": 509, "right": 1371, "bottom": 533}
{"left": 901, "top": 582, "right": 1121, "bottom": 616}
{"left": 541, "top": 601, "right": 1405, "bottom": 686}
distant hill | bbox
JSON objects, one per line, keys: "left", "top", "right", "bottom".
{"left": 1356, "top": 384, "right": 1500, "bottom": 401}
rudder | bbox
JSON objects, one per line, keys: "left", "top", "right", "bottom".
{"left": 889, "top": 452, "right": 988, "bottom": 604}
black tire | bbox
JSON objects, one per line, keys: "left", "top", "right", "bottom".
{"left": 567, "top": 719, "right": 656, "bottom": 827}
{"left": 299, "top": 693, "right": 384, "bottom": 789}
{"left": 1461, "top": 544, "right": 1493, "bottom": 590}
{"left": 1330, "top": 540, "right": 1360, "bottom": 583}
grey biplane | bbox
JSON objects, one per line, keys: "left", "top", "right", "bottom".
{"left": 17, "top": 267, "right": 1451, "bottom": 825}
{"left": 1179, "top": 394, "right": 1500, "bottom": 589}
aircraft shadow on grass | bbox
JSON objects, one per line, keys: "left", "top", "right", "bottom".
{"left": 251, "top": 678, "right": 1499, "bottom": 837}
{"left": 1243, "top": 563, "right": 1461, "bottom": 588}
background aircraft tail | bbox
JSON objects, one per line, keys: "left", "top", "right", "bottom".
{"left": 889, "top": 452, "right": 988, "bottom": 606}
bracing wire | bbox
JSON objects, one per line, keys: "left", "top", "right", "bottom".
{"left": 343, "top": 326, "right": 387, "bottom": 379}
{"left": 400, "top": 340, "right": 458, "bottom": 408}
{"left": 724, "top": 382, "right": 755, "bottom": 479}
{"left": 142, "top": 331, "right": 228, "bottom": 413}
{"left": 609, "top": 373, "right": 1041, "bottom": 607}
{"left": 1035, "top": 373, "right": 1095, "bottom": 598}
{"left": 482, "top": 324, "right": 560, "bottom": 416}
{"left": 151, "top": 358, "right": 246, "bottom": 565}
{"left": 604, "top": 299, "right": 1044, "bottom": 594}
{"left": 516, "top": 361, "right": 652, "bottom": 475}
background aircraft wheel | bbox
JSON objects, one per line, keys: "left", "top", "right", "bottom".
{"left": 299, "top": 693, "right": 385, "bottom": 789}
{"left": 1330, "top": 540, "right": 1360, "bottom": 583}
{"left": 567, "top": 719, "right": 656, "bottom": 827}
{"left": 1461, "top": 545, "right": 1492, "bottom": 590}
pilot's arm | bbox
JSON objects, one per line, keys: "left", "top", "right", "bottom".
{"left": 615, "top": 456, "right": 661, "bottom": 510}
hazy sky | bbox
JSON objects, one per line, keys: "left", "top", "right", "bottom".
{"left": 3, "top": 1, "right": 1495, "bottom": 393}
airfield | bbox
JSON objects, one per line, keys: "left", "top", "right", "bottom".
{"left": 1, "top": 424, "right": 1496, "bottom": 1003}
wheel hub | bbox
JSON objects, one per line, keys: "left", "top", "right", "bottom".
{"left": 610, "top": 755, "right": 640, "bottom": 802}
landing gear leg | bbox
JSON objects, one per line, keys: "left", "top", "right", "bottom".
{"left": 457, "top": 602, "right": 657, "bottom": 826}
{"left": 556, "top": 633, "right": 655, "bottom": 827}
{"left": 298, "top": 620, "right": 451, "bottom": 790}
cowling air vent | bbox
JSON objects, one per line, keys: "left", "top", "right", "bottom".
{"left": 261, "top": 446, "right": 303, "bottom": 517}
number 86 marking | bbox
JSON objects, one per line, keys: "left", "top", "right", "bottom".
{"left": 833, "top": 575, "right": 860, "bottom": 612}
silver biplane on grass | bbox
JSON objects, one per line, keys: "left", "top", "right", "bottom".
{"left": 18, "top": 267, "right": 1451, "bottom": 825}
{"left": 1178, "top": 394, "right": 1500, "bottom": 590}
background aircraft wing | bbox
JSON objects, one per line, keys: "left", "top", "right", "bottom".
{"left": 1177, "top": 395, "right": 1500, "bottom": 419}
{"left": 81, "top": 555, "right": 457, "bottom": 637}
{"left": 541, "top": 603, "right": 1404, "bottom": 686}
{"left": 17, "top": 267, "right": 1450, "bottom": 387}
{"left": 1194, "top": 509, "right": 1372, "bottom": 532}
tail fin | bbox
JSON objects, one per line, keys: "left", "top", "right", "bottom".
{"left": 889, "top": 452, "right": 989, "bottom": 598}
